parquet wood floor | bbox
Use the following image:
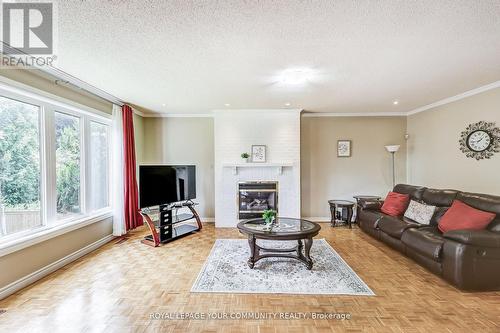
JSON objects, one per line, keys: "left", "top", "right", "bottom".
{"left": 1, "top": 223, "right": 499, "bottom": 333}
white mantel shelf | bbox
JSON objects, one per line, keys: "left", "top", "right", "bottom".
{"left": 222, "top": 162, "right": 293, "bottom": 175}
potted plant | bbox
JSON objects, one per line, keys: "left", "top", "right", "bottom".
{"left": 262, "top": 209, "right": 276, "bottom": 226}
{"left": 241, "top": 152, "right": 250, "bottom": 163}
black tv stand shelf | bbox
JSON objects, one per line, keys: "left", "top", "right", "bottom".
{"left": 172, "top": 213, "right": 195, "bottom": 224}
{"left": 139, "top": 201, "right": 202, "bottom": 247}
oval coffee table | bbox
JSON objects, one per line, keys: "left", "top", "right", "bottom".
{"left": 237, "top": 218, "right": 321, "bottom": 270}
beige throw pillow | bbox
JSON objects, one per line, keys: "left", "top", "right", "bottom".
{"left": 404, "top": 200, "right": 436, "bottom": 225}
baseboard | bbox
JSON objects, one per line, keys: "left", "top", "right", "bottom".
{"left": 302, "top": 217, "right": 331, "bottom": 222}
{"left": 201, "top": 217, "right": 215, "bottom": 222}
{"left": 0, "top": 234, "right": 115, "bottom": 301}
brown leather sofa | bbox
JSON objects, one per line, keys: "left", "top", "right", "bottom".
{"left": 358, "top": 184, "right": 500, "bottom": 291}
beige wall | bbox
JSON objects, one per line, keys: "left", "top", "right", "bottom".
{"left": 301, "top": 116, "right": 407, "bottom": 218}
{"left": 407, "top": 88, "right": 500, "bottom": 194}
{"left": 0, "top": 218, "right": 112, "bottom": 288}
{"left": 134, "top": 113, "right": 145, "bottom": 163}
{"left": 0, "top": 68, "right": 113, "bottom": 114}
{"left": 0, "top": 69, "right": 118, "bottom": 293}
{"left": 143, "top": 117, "right": 215, "bottom": 217}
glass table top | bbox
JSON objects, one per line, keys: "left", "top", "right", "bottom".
{"left": 353, "top": 195, "right": 381, "bottom": 199}
{"left": 240, "top": 218, "right": 317, "bottom": 234}
{"left": 328, "top": 200, "right": 355, "bottom": 205}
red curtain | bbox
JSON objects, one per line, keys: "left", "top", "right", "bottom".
{"left": 122, "top": 105, "right": 142, "bottom": 231}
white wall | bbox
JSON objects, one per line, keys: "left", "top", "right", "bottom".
{"left": 407, "top": 87, "right": 500, "bottom": 195}
{"left": 214, "top": 110, "right": 301, "bottom": 227}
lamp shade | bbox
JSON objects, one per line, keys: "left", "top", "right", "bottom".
{"left": 385, "top": 145, "right": 400, "bottom": 153}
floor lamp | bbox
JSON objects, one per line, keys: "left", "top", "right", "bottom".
{"left": 385, "top": 145, "right": 400, "bottom": 188}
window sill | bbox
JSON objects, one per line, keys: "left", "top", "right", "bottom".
{"left": 0, "top": 211, "right": 113, "bottom": 257}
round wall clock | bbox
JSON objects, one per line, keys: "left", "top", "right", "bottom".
{"left": 459, "top": 121, "right": 500, "bottom": 160}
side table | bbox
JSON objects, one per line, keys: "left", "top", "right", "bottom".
{"left": 328, "top": 200, "right": 355, "bottom": 228}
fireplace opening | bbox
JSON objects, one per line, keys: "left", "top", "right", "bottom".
{"left": 238, "top": 181, "right": 278, "bottom": 219}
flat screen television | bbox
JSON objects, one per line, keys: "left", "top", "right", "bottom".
{"left": 139, "top": 165, "right": 196, "bottom": 208}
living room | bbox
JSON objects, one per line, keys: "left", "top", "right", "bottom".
{"left": 0, "top": 1, "right": 499, "bottom": 332}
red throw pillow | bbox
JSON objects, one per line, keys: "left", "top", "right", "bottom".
{"left": 438, "top": 200, "right": 496, "bottom": 233}
{"left": 381, "top": 192, "right": 410, "bottom": 216}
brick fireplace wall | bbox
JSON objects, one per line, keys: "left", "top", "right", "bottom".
{"left": 214, "top": 109, "right": 302, "bottom": 227}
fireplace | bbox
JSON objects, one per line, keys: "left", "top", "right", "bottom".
{"left": 238, "top": 181, "right": 278, "bottom": 219}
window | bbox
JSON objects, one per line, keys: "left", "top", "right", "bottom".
{"left": 0, "top": 83, "right": 111, "bottom": 242}
{"left": 0, "top": 96, "right": 42, "bottom": 236}
{"left": 89, "top": 121, "right": 109, "bottom": 211}
{"left": 55, "top": 112, "right": 81, "bottom": 220}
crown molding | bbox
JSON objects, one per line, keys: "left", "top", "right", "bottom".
{"left": 132, "top": 108, "right": 146, "bottom": 117}
{"left": 212, "top": 108, "right": 303, "bottom": 115}
{"left": 406, "top": 80, "right": 500, "bottom": 116}
{"left": 302, "top": 112, "right": 407, "bottom": 117}
{"left": 141, "top": 113, "right": 213, "bottom": 118}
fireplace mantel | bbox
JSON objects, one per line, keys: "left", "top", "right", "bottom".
{"left": 222, "top": 162, "right": 293, "bottom": 175}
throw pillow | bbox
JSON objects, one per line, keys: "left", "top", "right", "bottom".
{"left": 381, "top": 192, "right": 410, "bottom": 216}
{"left": 404, "top": 200, "right": 436, "bottom": 225}
{"left": 438, "top": 200, "right": 496, "bottom": 233}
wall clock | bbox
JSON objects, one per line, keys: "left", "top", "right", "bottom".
{"left": 459, "top": 121, "right": 500, "bottom": 160}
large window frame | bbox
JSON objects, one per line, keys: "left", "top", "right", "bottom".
{"left": 0, "top": 79, "right": 112, "bottom": 255}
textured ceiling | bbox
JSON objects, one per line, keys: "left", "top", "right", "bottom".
{"left": 56, "top": 0, "right": 500, "bottom": 114}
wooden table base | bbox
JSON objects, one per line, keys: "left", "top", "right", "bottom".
{"left": 247, "top": 236, "right": 314, "bottom": 270}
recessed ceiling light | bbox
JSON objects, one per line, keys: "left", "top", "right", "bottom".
{"left": 224, "top": 103, "right": 231, "bottom": 107}
{"left": 276, "top": 68, "right": 317, "bottom": 86}
{"left": 161, "top": 103, "right": 166, "bottom": 107}
{"left": 284, "top": 103, "right": 291, "bottom": 107}
{"left": 393, "top": 100, "right": 399, "bottom": 105}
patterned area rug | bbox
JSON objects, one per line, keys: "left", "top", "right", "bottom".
{"left": 191, "top": 239, "right": 374, "bottom": 295}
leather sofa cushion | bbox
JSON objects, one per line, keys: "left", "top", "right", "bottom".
{"left": 380, "top": 232, "right": 406, "bottom": 253}
{"left": 457, "top": 192, "right": 500, "bottom": 215}
{"left": 378, "top": 215, "right": 420, "bottom": 238}
{"left": 456, "top": 192, "right": 500, "bottom": 231}
{"left": 393, "top": 184, "right": 426, "bottom": 201}
{"left": 422, "top": 189, "right": 458, "bottom": 207}
{"left": 488, "top": 218, "right": 500, "bottom": 232}
{"left": 358, "top": 209, "right": 383, "bottom": 230}
{"left": 438, "top": 200, "right": 496, "bottom": 233}
{"left": 430, "top": 206, "right": 449, "bottom": 226}
{"left": 443, "top": 229, "right": 500, "bottom": 248}
{"left": 359, "top": 200, "right": 382, "bottom": 211}
{"left": 402, "top": 227, "right": 445, "bottom": 261}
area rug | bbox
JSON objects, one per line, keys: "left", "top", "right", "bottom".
{"left": 191, "top": 239, "right": 374, "bottom": 295}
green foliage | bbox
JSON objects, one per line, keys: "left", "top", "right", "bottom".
{"left": 0, "top": 98, "right": 80, "bottom": 215}
{"left": 0, "top": 99, "right": 40, "bottom": 209}
{"left": 262, "top": 209, "right": 276, "bottom": 224}
{"left": 241, "top": 152, "right": 249, "bottom": 159}
{"left": 55, "top": 118, "right": 80, "bottom": 214}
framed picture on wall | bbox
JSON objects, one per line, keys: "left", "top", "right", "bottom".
{"left": 251, "top": 145, "right": 267, "bottom": 162}
{"left": 337, "top": 140, "right": 351, "bottom": 157}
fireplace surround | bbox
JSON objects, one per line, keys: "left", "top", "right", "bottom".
{"left": 214, "top": 109, "right": 301, "bottom": 227}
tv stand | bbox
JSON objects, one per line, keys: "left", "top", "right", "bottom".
{"left": 140, "top": 201, "right": 202, "bottom": 247}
